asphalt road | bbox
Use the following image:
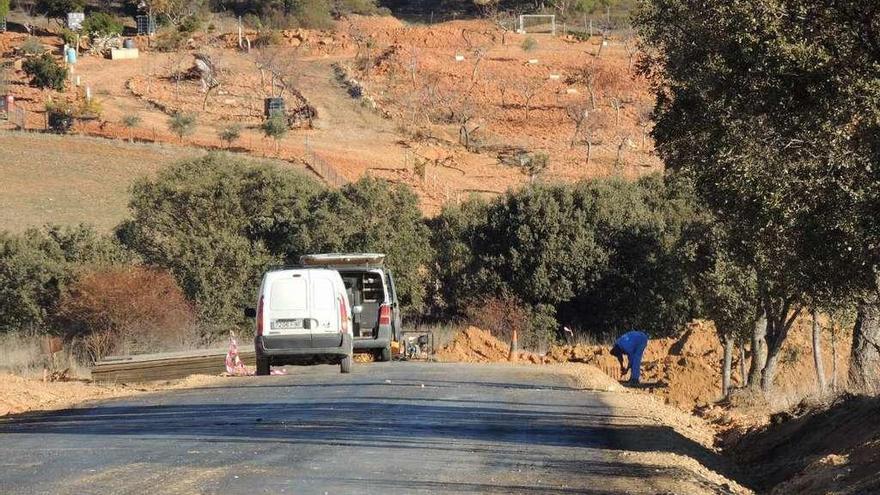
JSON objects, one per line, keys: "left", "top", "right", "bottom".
{"left": 0, "top": 363, "right": 740, "bottom": 494}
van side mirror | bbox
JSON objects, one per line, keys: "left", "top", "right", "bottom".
{"left": 352, "top": 305, "right": 363, "bottom": 315}
{"left": 244, "top": 307, "right": 257, "bottom": 318}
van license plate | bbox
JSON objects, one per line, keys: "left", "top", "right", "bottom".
{"left": 271, "top": 319, "right": 304, "bottom": 330}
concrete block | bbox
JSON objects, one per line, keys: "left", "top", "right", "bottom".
{"left": 110, "top": 48, "right": 139, "bottom": 60}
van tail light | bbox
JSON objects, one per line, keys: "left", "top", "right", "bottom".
{"left": 379, "top": 304, "right": 391, "bottom": 326}
{"left": 256, "top": 296, "right": 265, "bottom": 336}
{"left": 339, "top": 297, "right": 349, "bottom": 333}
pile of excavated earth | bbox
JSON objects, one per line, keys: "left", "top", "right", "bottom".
{"left": 438, "top": 319, "right": 851, "bottom": 414}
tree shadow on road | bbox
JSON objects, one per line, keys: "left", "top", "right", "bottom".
{"left": 0, "top": 395, "right": 751, "bottom": 493}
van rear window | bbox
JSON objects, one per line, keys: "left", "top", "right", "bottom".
{"left": 270, "top": 277, "right": 307, "bottom": 310}
{"left": 312, "top": 278, "right": 335, "bottom": 310}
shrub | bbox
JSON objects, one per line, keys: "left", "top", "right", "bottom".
{"left": 80, "top": 12, "right": 123, "bottom": 37}
{"left": 152, "top": 27, "right": 185, "bottom": 51}
{"left": 60, "top": 28, "right": 79, "bottom": 46}
{"left": 20, "top": 37, "right": 46, "bottom": 56}
{"left": 76, "top": 97, "right": 101, "bottom": 119}
{"left": 0, "top": 224, "right": 131, "bottom": 334}
{"left": 23, "top": 53, "right": 67, "bottom": 90}
{"left": 521, "top": 36, "right": 538, "bottom": 52}
{"left": 122, "top": 113, "right": 141, "bottom": 142}
{"left": 260, "top": 112, "right": 288, "bottom": 151}
{"left": 294, "top": 0, "right": 334, "bottom": 29}
{"left": 59, "top": 266, "right": 195, "bottom": 361}
{"left": 218, "top": 123, "right": 241, "bottom": 147}
{"left": 167, "top": 111, "right": 196, "bottom": 141}
{"left": 177, "top": 14, "right": 202, "bottom": 34}
{"left": 120, "top": 154, "right": 320, "bottom": 328}
{"left": 253, "top": 29, "right": 281, "bottom": 47}
{"left": 464, "top": 293, "right": 557, "bottom": 351}
{"left": 429, "top": 176, "right": 705, "bottom": 338}
{"left": 286, "top": 177, "right": 434, "bottom": 317}
{"left": 45, "top": 100, "right": 75, "bottom": 132}
{"left": 0, "top": 0, "right": 9, "bottom": 20}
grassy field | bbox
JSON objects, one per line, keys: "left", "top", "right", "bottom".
{"left": 0, "top": 131, "right": 312, "bottom": 233}
{"left": 0, "top": 131, "right": 203, "bottom": 232}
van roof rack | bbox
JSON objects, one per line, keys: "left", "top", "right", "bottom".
{"left": 299, "top": 253, "right": 386, "bottom": 267}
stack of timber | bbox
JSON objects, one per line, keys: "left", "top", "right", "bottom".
{"left": 92, "top": 348, "right": 256, "bottom": 382}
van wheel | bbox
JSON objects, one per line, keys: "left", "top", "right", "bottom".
{"left": 256, "top": 357, "right": 270, "bottom": 376}
{"left": 340, "top": 354, "right": 352, "bottom": 374}
{"left": 378, "top": 345, "right": 392, "bottom": 362}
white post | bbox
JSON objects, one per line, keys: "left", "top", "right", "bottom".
{"left": 85, "top": 86, "right": 91, "bottom": 102}
{"left": 238, "top": 16, "right": 243, "bottom": 49}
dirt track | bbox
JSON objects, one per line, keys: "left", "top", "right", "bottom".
{"left": 0, "top": 363, "right": 748, "bottom": 494}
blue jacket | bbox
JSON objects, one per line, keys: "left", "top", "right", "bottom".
{"left": 614, "top": 331, "right": 648, "bottom": 357}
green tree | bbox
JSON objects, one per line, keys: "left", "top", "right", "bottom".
{"left": 22, "top": 53, "right": 67, "bottom": 91}
{"left": 634, "top": 0, "right": 880, "bottom": 390}
{"left": 429, "top": 175, "right": 703, "bottom": 338}
{"left": 260, "top": 113, "right": 287, "bottom": 153}
{"left": 80, "top": 12, "right": 123, "bottom": 37}
{"left": 167, "top": 111, "right": 196, "bottom": 142}
{"left": 120, "top": 154, "right": 320, "bottom": 328}
{"left": 0, "top": 0, "right": 11, "bottom": 21}
{"left": 35, "top": 0, "right": 84, "bottom": 23}
{"left": 281, "top": 177, "right": 433, "bottom": 317}
{"left": 218, "top": 124, "right": 242, "bottom": 148}
{"left": 122, "top": 114, "right": 141, "bottom": 142}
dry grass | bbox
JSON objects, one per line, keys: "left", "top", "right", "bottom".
{"left": 0, "top": 331, "right": 89, "bottom": 378}
{"left": 0, "top": 131, "right": 202, "bottom": 232}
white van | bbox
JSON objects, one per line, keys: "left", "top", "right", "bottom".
{"left": 245, "top": 268, "right": 353, "bottom": 375}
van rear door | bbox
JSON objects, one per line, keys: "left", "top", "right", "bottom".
{"left": 308, "top": 271, "right": 343, "bottom": 348}
{"left": 265, "top": 271, "right": 312, "bottom": 339}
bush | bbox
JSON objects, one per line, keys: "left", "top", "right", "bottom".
{"left": 253, "top": 29, "right": 282, "bottom": 47}
{"left": 0, "top": 224, "right": 131, "bottom": 334}
{"left": 120, "top": 154, "right": 320, "bottom": 328}
{"left": 464, "top": 293, "right": 557, "bottom": 351}
{"left": 167, "top": 111, "right": 196, "bottom": 141}
{"left": 284, "top": 177, "right": 434, "bottom": 317}
{"left": 218, "top": 124, "right": 241, "bottom": 147}
{"left": 60, "top": 28, "right": 79, "bottom": 46}
{"left": 293, "top": 0, "right": 334, "bottom": 29}
{"left": 23, "top": 53, "right": 67, "bottom": 91}
{"left": 260, "top": 112, "right": 288, "bottom": 150}
{"left": 45, "top": 100, "right": 75, "bottom": 132}
{"left": 152, "top": 28, "right": 186, "bottom": 51}
{"left": 429, "top": 175, "right": 705, "bottom": 338}
{"left": 521, "top": 36, "right": 538, "bottom": 52}
{"left": 20, "top": 37, "right": 46, "bottom": 56}
{"left": 177, "top": 14, "right": 202, "bottom": 34}
{"left": 80, "top": 12, "right": 123, "bottom": 37}
{"left": 59, "top": 266, "right": 195, "bottom": 361}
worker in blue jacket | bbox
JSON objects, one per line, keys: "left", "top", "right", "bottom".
{"left": 610, "top": 330, "right": 649, "bottom": 384}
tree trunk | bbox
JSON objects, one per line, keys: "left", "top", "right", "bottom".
{"left": 748, "top": 313, "right": 767, "bottom": 388}
{"left": 585, "top": 141, "right": 592, "bottom": 165}
{"left": 739, "top": 344, "right": 747, "bottom": 386}
{"left": 761, "top": 304, "right": 800, "bottom": 392}
{"left": 831, "top": 321, "right": 838, "bottom": 391}
{"left": 812, "top": 308, "right": 827, "bottom": 394}
{"left": 722, "top": 335, "right": 734, "bottom": 398}
{"left": 848, "top": 283, "right": 880, "bottom": 392}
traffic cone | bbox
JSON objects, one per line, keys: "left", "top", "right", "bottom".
{"left": 508, "top": 329, "right": 518, "bottom": 361}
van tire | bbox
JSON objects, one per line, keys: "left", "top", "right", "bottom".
{"left": 256, "top": 357, "right": 270, "bottom": 376}
{"left": 378, "top": 345, "right": 392, "bottom": 362}
{"left": 340, "top": 354, "right": 352, "bottom": 374}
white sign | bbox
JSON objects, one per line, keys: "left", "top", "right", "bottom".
{"left": 67, "top": 12, "right": 85, "bottom": 30}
